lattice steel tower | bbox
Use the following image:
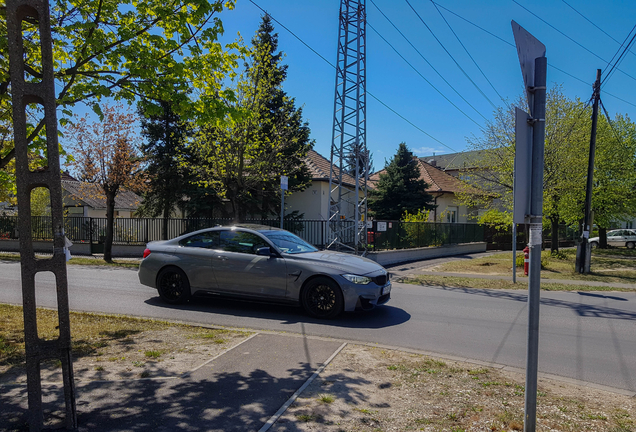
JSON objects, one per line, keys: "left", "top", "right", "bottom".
{"left": 328, "top": 0, "right": 368, "bottom": 253}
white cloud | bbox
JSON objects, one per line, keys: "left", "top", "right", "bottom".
{"left": 412, "top": 147, "right": 449, "bottom": 157}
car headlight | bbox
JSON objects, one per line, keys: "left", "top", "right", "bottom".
{"left": 342, "top": 274, "right": 371, "bottom": 285}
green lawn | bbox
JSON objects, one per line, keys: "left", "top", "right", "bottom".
{"left": 414, "top": 248, "right": 636, "bottom": 290}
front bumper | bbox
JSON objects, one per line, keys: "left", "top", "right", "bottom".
{"left": 340, "top": 278, "right": 391, "bottom": 312}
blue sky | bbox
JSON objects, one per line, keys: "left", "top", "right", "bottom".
{"left": 216, "top": 0, "right": 636, "bottom": 168}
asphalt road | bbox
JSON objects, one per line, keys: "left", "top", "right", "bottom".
{"left": 1, "top": 261, "right": 635, "bottom": 393}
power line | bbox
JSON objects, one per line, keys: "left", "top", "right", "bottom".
{"left": 561, "top": 0, "right": 636, "bottom": 60}
{"left": 367, "top": 23, "right": 483, "bottom": 128}
{"left": 602, "top": 25, "right": 636, "bottom": 87}
{"left": 368, "top": 1, "right": 486, "bottom": 124}
{"left": 430, "top": 0, "right": 505, "bottom": 102}
{"left": 247, "top": 0, "right": 459, "bottom": 153}
{"left": 430, "top": 1, "right": 636, "bottom": 109}
{"left": 402, "top": 0, "right": 498, "bottom": 110}
{"left": 512, "top": 0, "right": 636, "bottom": 84}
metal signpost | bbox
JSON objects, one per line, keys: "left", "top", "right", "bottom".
{"left": 280, "top": 175, "right": 288, "bottom": 229}
{"left": 512, "top": 20, "right": 547, "bottom": 432}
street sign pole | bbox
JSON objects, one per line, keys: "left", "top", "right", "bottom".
{"left": 512, "top": 21, "right": 547, "bottom": 432}
{"left": 525, "top": 56, "right": 547, "bottom": 432}
{"left": 280, "top": 176, "right": 288, "bottom": 229}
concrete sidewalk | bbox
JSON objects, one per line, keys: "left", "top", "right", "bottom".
{"left": 0, "top": 333, "right": 345, "bottom": 432}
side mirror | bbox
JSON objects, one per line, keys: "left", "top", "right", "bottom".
{"left": 256, "top": 246, "right": 275, "bottom": 257}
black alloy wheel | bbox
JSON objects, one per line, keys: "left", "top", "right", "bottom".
{"left": 301, "top": 277, "right": 344, "bottom": 319}
{"left": 157, "top": 267, "right": 191, "bottom": 304}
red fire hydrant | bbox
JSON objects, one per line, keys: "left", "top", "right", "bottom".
{"left": 523, "top": 246, "right": 530, "bottom": 276}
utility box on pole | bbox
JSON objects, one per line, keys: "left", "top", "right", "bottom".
{"left": 512, "top": 20, "right": 547, "bottom": 432}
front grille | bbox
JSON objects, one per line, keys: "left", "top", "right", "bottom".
{"left": 373, "top": 274, "right": 388, "bottom": 285}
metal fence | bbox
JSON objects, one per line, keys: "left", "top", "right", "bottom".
{"left": 0, "top": 216, "right": 484, "bottom": 251}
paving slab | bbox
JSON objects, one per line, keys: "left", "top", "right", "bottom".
{"left": 0, "top": 333, "right": 344, "bottom": 432}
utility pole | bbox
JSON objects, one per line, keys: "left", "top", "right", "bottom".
{"left": 576, "top": 69, "right": 601, "bottom": 274}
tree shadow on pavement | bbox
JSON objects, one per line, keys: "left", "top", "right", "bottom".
{"left": 0, "top": 364, "right": 372, "bottom": 431}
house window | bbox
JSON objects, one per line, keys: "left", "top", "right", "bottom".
{"left": 446, "top": 207, "right": 458, "bottom": 223}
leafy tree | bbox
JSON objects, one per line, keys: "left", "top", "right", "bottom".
{"left": 1, "top": 0, "right": 243, "bottom": 191}
{"left": 369, "top": 142, "right": 435, "bottom": 220}
{"left": 137, "top": 100, "right": 192, "bottom": 239}
{"left": 457, "top": 86, "right": 636, "bottom": 252}
{"left": 191, "top": 14, "right": 313, "bottom": 221}
{"left": 558, "top": 113, "right": 636, "bottom": 246}
{"left": 64, "top": 104, "right": 145, "bottom": 262}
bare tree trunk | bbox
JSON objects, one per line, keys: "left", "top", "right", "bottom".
{"left": 104, "top": 191, "right": 117, "bottom": 263}
{"left": 550, "top": 217, "right": 559, "bottom": 254}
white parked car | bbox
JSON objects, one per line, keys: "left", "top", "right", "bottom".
{"left": 589, "top": 229, "right": 636, "bottom": 249}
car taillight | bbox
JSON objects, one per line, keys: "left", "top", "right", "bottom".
{"left": 143, "top": 248, "right": 151, "bottom": 259}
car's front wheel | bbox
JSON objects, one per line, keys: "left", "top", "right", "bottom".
{"left": 590, "top": 241, "right": 599, "bottom": 248}
{"left": 627, "top": 241, "right": 635, "bottom": 249}
{"left": 301, "top": 277, "right": 343, "bottom": 319}
{"left": 157, "top": 267, "right": 191, "bottom": 304}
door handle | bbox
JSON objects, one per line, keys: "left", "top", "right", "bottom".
{"left": 216, "top": 255, "right": 228, "bottom": 261}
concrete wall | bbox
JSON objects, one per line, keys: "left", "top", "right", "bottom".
{"left": 366, "top": 242, "right": 487, "bottom": 266}
{"left": 285, "top": 181, "right": 328, "bottom": 220}
{"left": 1, "top": 239, "right": 486, "bottom": 264}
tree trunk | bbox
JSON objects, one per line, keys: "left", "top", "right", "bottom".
{"left": 104, "top": 191, "right": 117, "bottom": 263}
{"left": 599, "top": 227, "right": 608, "bottom": 248}
{"left": 550, "top": 217, "right": 559, "bottom": 254}
{"left": 162, "top": 205, "right": 169, "bottom": 240}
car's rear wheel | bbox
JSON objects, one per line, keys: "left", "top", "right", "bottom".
{"left": 301, "top": 277, "right": 343, "bottom": 319}
{"left": 157, "top": 267, "right": 191, "bottom": 304}
{"left": 627, "top": 241, "right": 635, "bottom": 249}
{"left": 590, "top": 241, "right": 598, "bottom": 248}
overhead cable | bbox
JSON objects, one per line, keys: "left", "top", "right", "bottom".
{"left": 247, "top": 0, "right": 459, "bottom": 153}
{"left": 430, "top": 1, "right": 636, "bottom": 109}
{"left": 512, "top": 0, "right": 636, "bottom": 84}
{"left": 602, "top": 25, "right": 636, "bottom": 87}
{"left": 561, "top": 0, "right": 636, "bottom": 60}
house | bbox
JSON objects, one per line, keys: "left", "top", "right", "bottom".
{"left": 61, "top": 172, "right": 142, "bottom": 218}
{"left": 285, "top": 149, "right": 362, "bottom": 221}
{"left": 369, "top": 158, "right": 482, "bottom": 223}
{"left": 419, "top": 150, "right": 486, "bottom": 178}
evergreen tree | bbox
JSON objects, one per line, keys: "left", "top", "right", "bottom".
{"left": 138, "top": 101, "right": 197, "bottom": 239}
{"left": 369, "top": 143, "right": 435, "bottom": 220}
{"left": 191, "top": 14, "right": 313, "bottom": 221}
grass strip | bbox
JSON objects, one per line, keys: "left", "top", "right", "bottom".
{"left": 0, "top": 253, "right": 140, "bottom": 268}
{"left": 403, "top": 275, "right": 636, "bottom": 292}
{"left": 0, "top": 304, "right": 240, "bottom": 367}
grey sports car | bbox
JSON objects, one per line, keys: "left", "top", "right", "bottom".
{"left": 138, "top": 224, "right": 391, "bottom": 318}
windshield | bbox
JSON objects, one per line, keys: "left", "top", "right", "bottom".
{"left": 261, "top": 231, "right": 318, "bottom": 254}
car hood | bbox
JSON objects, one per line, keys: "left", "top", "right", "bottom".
{"left": 285, "top": 250, "right": 385, "bottom": 276}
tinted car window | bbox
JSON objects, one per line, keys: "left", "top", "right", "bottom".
{"left": 261, "top": 231, "right": 318, "bottom": 254}
{"left": 179, "top": 231, "right": 220, "bottom": 249}
{"left": 219, "top": 231, "right": 269, "bottom": 254}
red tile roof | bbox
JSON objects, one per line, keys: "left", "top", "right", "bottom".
{"left": 369, "top": 158, "right": 477, "bottom": 194}
{"left": 304, "top": 149, "right": 358, "bottom": 187}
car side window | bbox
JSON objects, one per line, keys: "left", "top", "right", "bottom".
{"left": 219, "top": 231, "right": 269, "bottom": 254}
{"left": 179, "top": 231, "right": 220, "bottom": 249}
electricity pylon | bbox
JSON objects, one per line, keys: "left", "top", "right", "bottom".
{"left": 328, "top": 0, "right": 369, "bottom": 254}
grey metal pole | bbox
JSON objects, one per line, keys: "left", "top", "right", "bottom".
{"left": 280, "top": 192, "right": 284, "bottom": 229}
{"left": 524, "top": 56, "right": 547, "bottom": 432}
{"left": 513, "top": 156, "right": 517, "bottom": 284}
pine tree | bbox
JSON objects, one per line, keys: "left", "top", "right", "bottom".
{"left": 138, "top": 101, "right": 195, "bottom": 239}
{"left": 192, "top": 14, "right": 313, "bottom": 221}
{"left": 369, "top": 143, "right": 435, "bottom": 220}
